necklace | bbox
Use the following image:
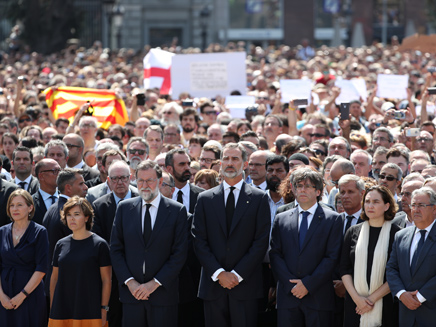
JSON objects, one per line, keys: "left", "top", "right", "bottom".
{"left": 13, "top": 222, "right": 30, "bottom": 241}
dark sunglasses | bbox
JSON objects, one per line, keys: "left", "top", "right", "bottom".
{"left": 128, "top": 149, "right": 146, "bottom": 155}
{"left": 378, "top": 174, "right": 397, "bottom": 181}
{"left": 19, "top": 118, "right": 32, "bottom": 123}
{"left": 312, "top": 149, "right": 326, "bottom": 156}
{"left": 310, "top": 133, "right": 326, "bottom": 138}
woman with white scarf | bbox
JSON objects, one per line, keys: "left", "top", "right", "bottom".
{"left": 340, "top": 185, "right": 401, "bottom": 327}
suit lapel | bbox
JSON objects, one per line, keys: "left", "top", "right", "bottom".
{"left": 230, "top": 182, "right": 252, "bottom": 235}
{"left": 131, "top": 197, "right": 145, "bottom": 246}
{"left": 290, "top": 208, "right": 300, "bottom": 248}
{"left": 212, "top": 184, "right": 227, "bottom": 235}
{"left": 301, "top": 204, "right": 324, "bottom": 251}
{"left": 404, "top": 227, "right": 415, "bottom": 278}
{"left": 412, "top": 224, "right": 436, "bottom": 275}
{"left": 147, "top": 197, "right": 170, "bottom": 246}
{"left": 189, "top": 184, "right": 195, "bottom": 214}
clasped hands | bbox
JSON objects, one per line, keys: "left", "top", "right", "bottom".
{"left": 217, "top": 271, "right": 239, "bottom": 289}
{"left": 290, "top": 279, "right": 308, "bottom": 299}
{"left": 127, "top": 279, "right": 160, "bottom": 300}
{"left": 0, "top": 292, "right": 25, "bottom": 310}
{"left": 355, "top": 296, "right": 374, "bottom": 315}
{"left": 400, "top": 290, "right": 422, "bottom": 311}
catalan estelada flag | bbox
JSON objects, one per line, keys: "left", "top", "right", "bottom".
{"left": 43, "top": 86, "right": 129, "bottom": 129}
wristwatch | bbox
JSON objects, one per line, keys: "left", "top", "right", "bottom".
{"left": 101, "top": 305, "right": 109, "bottom": 312}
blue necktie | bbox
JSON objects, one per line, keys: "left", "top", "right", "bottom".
{"left": 299, "top": 211, "right": 310, "bottom": 249}
{"left": 411, "top": 229, "right": 427, "bottom": 272}
{"left": 49, "top": 195, "right": 57, "bottom": 205}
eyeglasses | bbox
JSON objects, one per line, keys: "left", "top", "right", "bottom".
{"left": 257, "top": 97, "right": 269, "bottom": 100}
{"left": 199, "top": 157, "right": 213, "bottom": 164}
{"left": 164, "top": 133, "right": 178, "bottom": 137}
{"left": 378, "top": 174, "right": 397, "bottom": 181}
{"left": 409, "top": 203, "right": 434, "bottom": 209}
{"left": 128, "top": 149, "right": 146, "bottom": 155}
{"left": 373, "top": 137, "right": 388, "bottom": 142}
{"left": 109, "top": 175, "right": 129, "bottom": 183}
{"left": 162, "top": 111, "right": 174, "bottom": 115}
{"left": 249, "top": 163, "right": 264, "bottom": 167}
{"left": 399, "top": 192, "right": 412, "bottom": 198}
{"left": 416, "top": 138, "right": 433, "bottom": 143}
{"left": 137, "top": 178, "right": 157, "bottom": 186}
{"left": 312, "top": 149, "right": 326, "bottom": 156}
{"left": 80, "top": 123, "right": 96, "bottom": 128}
{"left": 203, "top": 111, "right": 217, "bottom": 116}
{"left": 19, "top": 118, "right": 32, "bottom": 123}
{"left": 294, "top": 184, "right": 316, "bottom": 190}
{"left": 264, "top": 122, "right": 279, "bottom": 127}
{"left": 162, "top": 182, "right": 174, "bottom": 188}
{"left": 65, "top": 143, "right": 81, "bottom": 149}
{"left": 40, "top": 168, "right": 61, "bottom": 175}
{"left": 310, "top": 133, "right": 326, "bottom": 138}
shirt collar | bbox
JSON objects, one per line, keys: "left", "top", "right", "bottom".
{"left": 266, "top": 190, "right": 284, "bottom": 205}
{"left": 345, "top": 209, "right": 362, "bottom": 220}
{"left": 142, "top": 191, "right": 161, "bottom": 209}
{"left": 113, "top": 189, "right": 132, "bottom": 204}
{"left": 223, "top": 179, "right": 244, "bottom": 192}
{"left": 68, "top": 160, "right": 85, "bottom": 169}
{"left": 298, "top": 202, "right": 318, "bottom": 216}
{"left": 16, "top": 175, "right": 32, "bottom": 185}
{"left": 39, "top": 188, "right": 58, "bottom": 200}
{"left": 175, "top": 182, "right": 190, "bottom": 194}
{"left": 415, "top": 218, "right": 436, "bottom": 235}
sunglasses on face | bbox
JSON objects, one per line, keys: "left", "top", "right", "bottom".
{"left": 378, "top": 174, "right": 397, "bottom": 181}
{"left": 128, "top": 149, "right": 146, "bottom": 155}
{"left": 310, "top": 133, "right": 326, "bottom": 138}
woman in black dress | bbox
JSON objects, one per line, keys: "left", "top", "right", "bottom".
{"left": 340, "top": 185, "right": 401, "bottom": 327}
{"left": 49, "top": 196, "right": 111, "bottom": 327}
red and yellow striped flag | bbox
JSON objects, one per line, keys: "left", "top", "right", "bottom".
{"left": 43, "top": 86, "right": 129, "bottom": 129}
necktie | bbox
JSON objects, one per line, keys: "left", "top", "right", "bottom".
{"left": 143, "top": 204, "right": 152, "bottom": 245}
{"left": 411, "top": 229, "right": 427, "bottom": 272}
{"left": 344, "top": 215, "right": 354, "bottom": 234}
{"left": 177, "top": 190, "right": 183, "bottom": 204}
{"left": 49, "top": 195, "right": 57, "bottom": 205}
{"left": 18, "top": 182, "right": 26, "bottom": 190}
{"left": 299, "top": 211, "right": 310, "bottom": 249}
{"left": 225, "top": 187, "right": 235, "bottom": 234}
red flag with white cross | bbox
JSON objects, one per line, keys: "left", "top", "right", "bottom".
{"left": 143, "top": 48, "right": 175, "bottom": 95}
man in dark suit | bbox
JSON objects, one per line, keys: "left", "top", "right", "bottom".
{"left": 85, "top": 142, "right": 119, "bottom": 188}
{"left": 269, "top": 167, "right": 342, "bottom": 327}
{"left": 42, "top": 168, "right": 88, "bottom": 311}
{"left": 165, "top": 148, "right": 204, "bottom": 214}
{"left": 93, "top": 160, "right": 139, "bottom": 327}
{"left": 0, "top": 177, "right": 18, "bottom": 226}
{"left": 392, "top": 180, "right": 423, "bottom": 228}
{"left": 63, "top": 133, "right": 99, "bottom": 182}
{"left": 32, "top": 159, "right": 61, "bottom": 224}
{"left": 110, "top": 160, "right": 188, "bottom": 327}
{"left": 387, "top": 187, "right": 436, "bottom": 327}
{"left": 12, "top": 146, "right": 39, "bottom": 195}
{"left": 192, "top": 143, "right": 271, "bottom": 327}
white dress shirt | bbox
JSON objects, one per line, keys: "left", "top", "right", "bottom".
{"left": 297, "top": 202, "right": 319, "bottom": 231}
{"left": 38, "top": 188, "right": 59, "bottom": 210}
{"left": 343, "top": 209, "right": 362, "bottom": 234}
{"left": 252, "top": 180, "right": 267, "bottom": 191}
{"left": 15, "top": 175, "right": 32, "bottom": 191}
{"left": 67, "top": 160, "right": 85, "bottom": 169}
{"left": 396, "top": 219, "right": 436, "bottom": 303}
{"left": 113, "top": 189, "right": 132, "bottom": 206}
{"left": 172, "top": 182, "right": 190, "bottom": 210}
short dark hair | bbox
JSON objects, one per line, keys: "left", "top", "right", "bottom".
{"left": 61, "top": 196, "right": 94, "bottom": 230}
{"left": 12, "top": 146, "right": 33, "bottom": 162}
{"left": 2, "top": 133, "right": 19, "bottom": 146}
{"left": 240, "top": 130, "right": 258, "bottom": 141}
{"left": 387, "top": 148, "right": 409, "bottom": 165}
{"left": 108, "top": 124, "right": 126, "bottom": 138}
{"left": 143, "top": 125, "right": 163, "bottom": 140}
{"left": 136, "top": 160, "right": 163, "bottom": 180}
{"left": 361, "top": 185, "right": 397, "bottom": 221}
{"left": 165, "top": 148, "right": 189, "bottom": 168}
{"left": 102, "top": 149, "right": 127, "bottom": 168}
{"left": 266, "top": 154, "right": 290, "bottom": 173}
{"left": 289, "top": 167, "right": 324, "bottom": 202}
{"left": 57, "top": 168, "right": 83, "bottom": 193}
{"left": 222, "top": 131, "right": 240, "bottom": 143}
{"left": 221, "top": 143, "right": 248, "bottom": 162}
{"left": 202, "top": 145, "right": 221, "bottom": 160}
{"left": 263, "top": 114, "right": 283, "bottom": 127}
{"left": 55, "top": 117, "right": 69, "bottom": 127}
{"left": 180, "top": 108, "right": 200, "bottom": 123}
{"left": 189, "top": 135, "right": 207, "bottom": 147}
{"left": 199, "top": 101, "right": 213, "bottom": 114}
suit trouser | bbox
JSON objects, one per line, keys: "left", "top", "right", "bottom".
{"left": 203, "top": 294, "right": 258, "bottom": 327}
{"left": 122, "top": 301, "right": 177, "bottom": 327}
{"left": 277, "top": 306, "right": 333, "bottom": 327}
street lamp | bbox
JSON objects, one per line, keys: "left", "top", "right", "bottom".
{"left": 112, "top": 3, "right": 125, "bottom": 49}
{"left": 200, "top": 5, "right": 211, "bottom": 52}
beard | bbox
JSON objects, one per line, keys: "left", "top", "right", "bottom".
{"left": 222, "top": 165, "right": 243, "bottom": 179}
{"left": 182, "top": 125, "right": 195, "bottom": 133}
{"left": 129, "top": 156, "right": 142, "bottom": 170}
{"left": 266, "top": 177, "right": 281, "bottom": 192}
{"left": 140, "top": 186, "right": 159, "bottom": 202}
{"left": 372, "top": 168, "right": 380, "bottom": 180}
{"left": 174, "top": 169, "right": 191, "bottom": 183}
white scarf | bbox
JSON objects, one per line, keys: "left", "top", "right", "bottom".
{"left": 354, "top": 221, "right": 391, "bottom": 327}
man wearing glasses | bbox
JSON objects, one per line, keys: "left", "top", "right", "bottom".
{"left": 126, "top": 137, "right": 149, "bottom": 178}
{"left": 387, "top": 187, "right": 436, "bottom": 327}
{"left": 93, "top": 160, "right": 139, "bottom": 327}
{"left": 378, "top": 163, "right": 403, "bottom": 202}
{"left": 32, "top": 158, "right": 61, "bottom": 224}
{"left": 372, "top": 127, "right": 394, "bottom": 151}
{"left": 199, "top": 101, "right": 217, "bottom": 125}
{"left": 270, "top": 167, "right": 342, "bottom": 327}
{"left": 199, "top": 145, "right": 221, "bottom": 170}
{"left": 414, "top": 131, "right": 436, "bottom": 165}
{"left": 111, "top": 160, "right": 188, "bottom": 327}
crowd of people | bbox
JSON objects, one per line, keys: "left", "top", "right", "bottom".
{"left": 0, "top": 38, "right": 435, "bottom": 327}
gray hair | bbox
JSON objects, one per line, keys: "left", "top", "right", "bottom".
{"left": 31, "top": 146, "right": 45, "bottom": 158}
{"left": 44, "top": 140, "right": 69, "bottom": 158}
{"left": 96, "top": 142, "right": 119, "bottom": 153}
{"left": 374, "top": 127, "right": 394, "bottom": 143}
{"left": 79, "top": 116, "right": 98, "bottom": 128}
{"left": 238, "top": 141, "right": 258, "bottom": 153}
{"left": 135, "top": 160, "right": 162, "bottom": 180}
{"left": 57, "top": 168, "right": 83, "bottom": 193}
{"left": 338, "top": 174, "right": 365, "bottom": 192}
{"left": 351, "top": 149, "right": 372, "bottom": 165}
{"left": 412, "top": 187, "right": 436, "bottom": 205}
{"left": 221, "top": 143, "right": 248, "bottom": 162}
{"left": 329, "top": 136, "right": 352, "bottom": 155}
{"left": 381, "top": 162, "right": 403, "bottom": 180}
{"left": 108, "top": 160, "right": 130, "bottom": 176}
{"left": 402, "top": 172, "right": 425, "bottom": 186}
{"left": 322, "top": 155, "right": 342, "bottom": 175}
{"left": 162, "top": 172, "right": 175, "bottom": 187}
{"left": 289, "top": 167, "right": 324, "bottom": 202}
{"left": 374, "top": 146, "right": 389, "bottom": 157}
{"left": 126, "top": 137, "right": 149, "bottom": 155}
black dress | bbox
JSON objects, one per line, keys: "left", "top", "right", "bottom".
{"left": 339, "top": 222, "right": 401, "bottom": 327}
{"left": 49, "top": 233, "right": 111, "bottom": 327}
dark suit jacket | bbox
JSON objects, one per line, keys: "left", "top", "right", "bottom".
{"left": 188, "top": 183, "right": 204, "bottom": 214}
{"left": 27, "top": 175, "right": 40, "bottom": 195}
{"left": 42, "top": 196, "right": 71, "bottom": 294}
{"left": 269, "top": 204, "right": 342, "bottom": 311}
{"left": 192, "top": 182, "right": 271, "bottom": 301}
{"left": 110, "top": 196, "right": 188, "bottom": 305}
{"left": 81, "top": 163, "right": 99, "bottom": 182}
{"left": 276, "top": 200, "right": 334, "bottom": 215}
{"left": 85, "top": 174, "right": 103, "bottom": 188}
{"left": 32, "top": 189, "right": 56, "bottom": 225}
{"left": 92, "top": 191, "right": 139, "bottom": 243}
{"left": 392, "top": 211, "right": 409, "bottom": 228}
{"left": 0, "top": 179, "right": 18, "bottom": 226}
{"left": 387, "top": 224, "right": 436, "bottom": 327}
